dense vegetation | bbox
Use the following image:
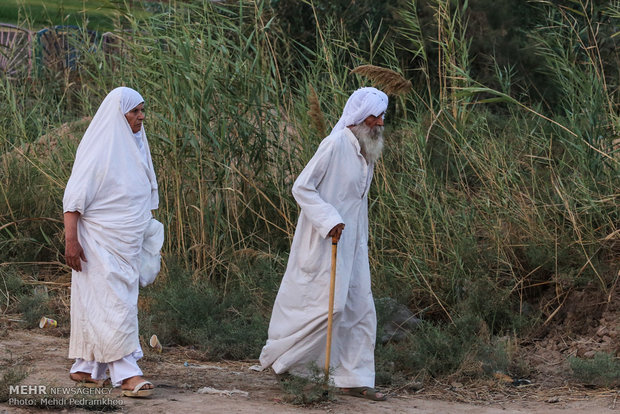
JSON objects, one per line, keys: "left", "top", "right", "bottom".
{"left": 0, "top": 0, "right": 150, "bottom": 30}
{"left": 0, "top": 0, "right": 618, "bottom": 387}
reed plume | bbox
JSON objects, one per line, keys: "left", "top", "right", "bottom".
{"left": 351, "top": 65, "right": 412, "bottom": 96}
{"left": 307, "top": 84, "right": 326, "bottom": 137}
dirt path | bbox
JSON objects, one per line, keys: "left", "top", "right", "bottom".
{"left": 1, "top": 329, "right": 617, "bottom": 413}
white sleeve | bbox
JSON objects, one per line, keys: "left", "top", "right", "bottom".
{"left": 62, "top": 151, "right": 101, "bottom": 214}
{"left": 292, "top": 138, "right": 344, "bottom": 238}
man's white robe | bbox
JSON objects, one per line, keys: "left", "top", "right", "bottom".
{"left": 260, "top": 127, "right": 377, "bottom": 388}
{"left": 63, "top": 87, "right": 159, "bottom": 363}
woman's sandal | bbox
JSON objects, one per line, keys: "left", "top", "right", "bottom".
{"left": 120, "top": 381, "right": 154, "bottom": 398}
{"left": 340, "top": 387, "right": 387, "bottom": 401}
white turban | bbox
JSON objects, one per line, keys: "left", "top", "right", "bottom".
{"left": 331, "top": 87, "right": 388, "bottom": 134}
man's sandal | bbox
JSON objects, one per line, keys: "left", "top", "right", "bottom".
{"left": 340, "top": 387, "right": 387, "bottom": 401}
{"left": 120, "top": 381, "right": 154, "bottom": 398}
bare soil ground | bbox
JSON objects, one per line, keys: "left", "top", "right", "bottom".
{"left": 0, "top": 326, "right": 617, "bottom": 414}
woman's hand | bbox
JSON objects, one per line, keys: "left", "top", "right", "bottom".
{"left": 64, "top": 211, "right": 87, "bottom": 271}
{"left": 65, "top": 239, "right": 86, "bottom": 272}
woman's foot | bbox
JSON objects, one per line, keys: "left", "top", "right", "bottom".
{"left": 70, "top": 372, "right": 98, "bottom": 384}
{"left": 70, "top": 372, "right": 109, "bottom": 387}
{"left": 121, "top": 376, "right": 154, "bottom": 391}
{"left": 121, "top": 376, "right": 154, "bottom": 398}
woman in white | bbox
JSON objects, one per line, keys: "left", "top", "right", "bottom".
{"left": 63, "top": 87, "right": 159, "bottom": 397}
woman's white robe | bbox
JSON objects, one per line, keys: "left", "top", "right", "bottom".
{"left": 259, "top": 127, "right": 377, "bottom": 388}
{"left": 63, "top": 87, "right": 159, "bottom": 363}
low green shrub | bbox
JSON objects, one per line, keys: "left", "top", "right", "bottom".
{"left": 570, "top": 352, "right": 620, "bottom": 388}
{"left": 17, "top": 293, "right": 53, "bottom": 329}
{"left": 278, "top": 363, "right": 334, "bottom": 405}
{"left": 139, "top": 260, "right": 271, "bottom": 360}
{"left": 0, "top": 367, "right": 28, "bottom": 403}
{"left": 0, "top": 268, "right": 29, "bottom": 313}
{"left": 375, "top": 315, "right": 525, "bottom": 383}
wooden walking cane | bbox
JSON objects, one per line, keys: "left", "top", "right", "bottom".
{"left": 324, "top": 235, "right": 338, "bottom": 383}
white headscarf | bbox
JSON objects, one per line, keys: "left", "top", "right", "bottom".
{"left": 63, "top": 86, "right": 158, "bottom": 215}
{"left": 119, "top": 87, "right": 144, "bottom": 115}
{"left": 118, "top": 87, "right": 147, "bottom": 157}
{"left": 331, "top": 87, "right": 388, "bottom": 134}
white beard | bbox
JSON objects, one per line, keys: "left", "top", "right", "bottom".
{"left": 350, "top": 123, "right": 384, "bottom": 164}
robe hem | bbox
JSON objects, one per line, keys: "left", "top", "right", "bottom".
{"left": 332, "top": 374, "right": 375, "bottom": 389}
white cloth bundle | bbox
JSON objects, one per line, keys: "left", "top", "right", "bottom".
{"left": 139, "top": 218, "right": 164, "bottom": 287}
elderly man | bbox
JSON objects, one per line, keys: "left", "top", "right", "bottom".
{"left": 260, "top": 87, "right": 388, "bottom": 401}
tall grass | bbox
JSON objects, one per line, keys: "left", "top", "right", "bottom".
{"left": 0, "top": 0, "right": 617, "bottom": 384}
